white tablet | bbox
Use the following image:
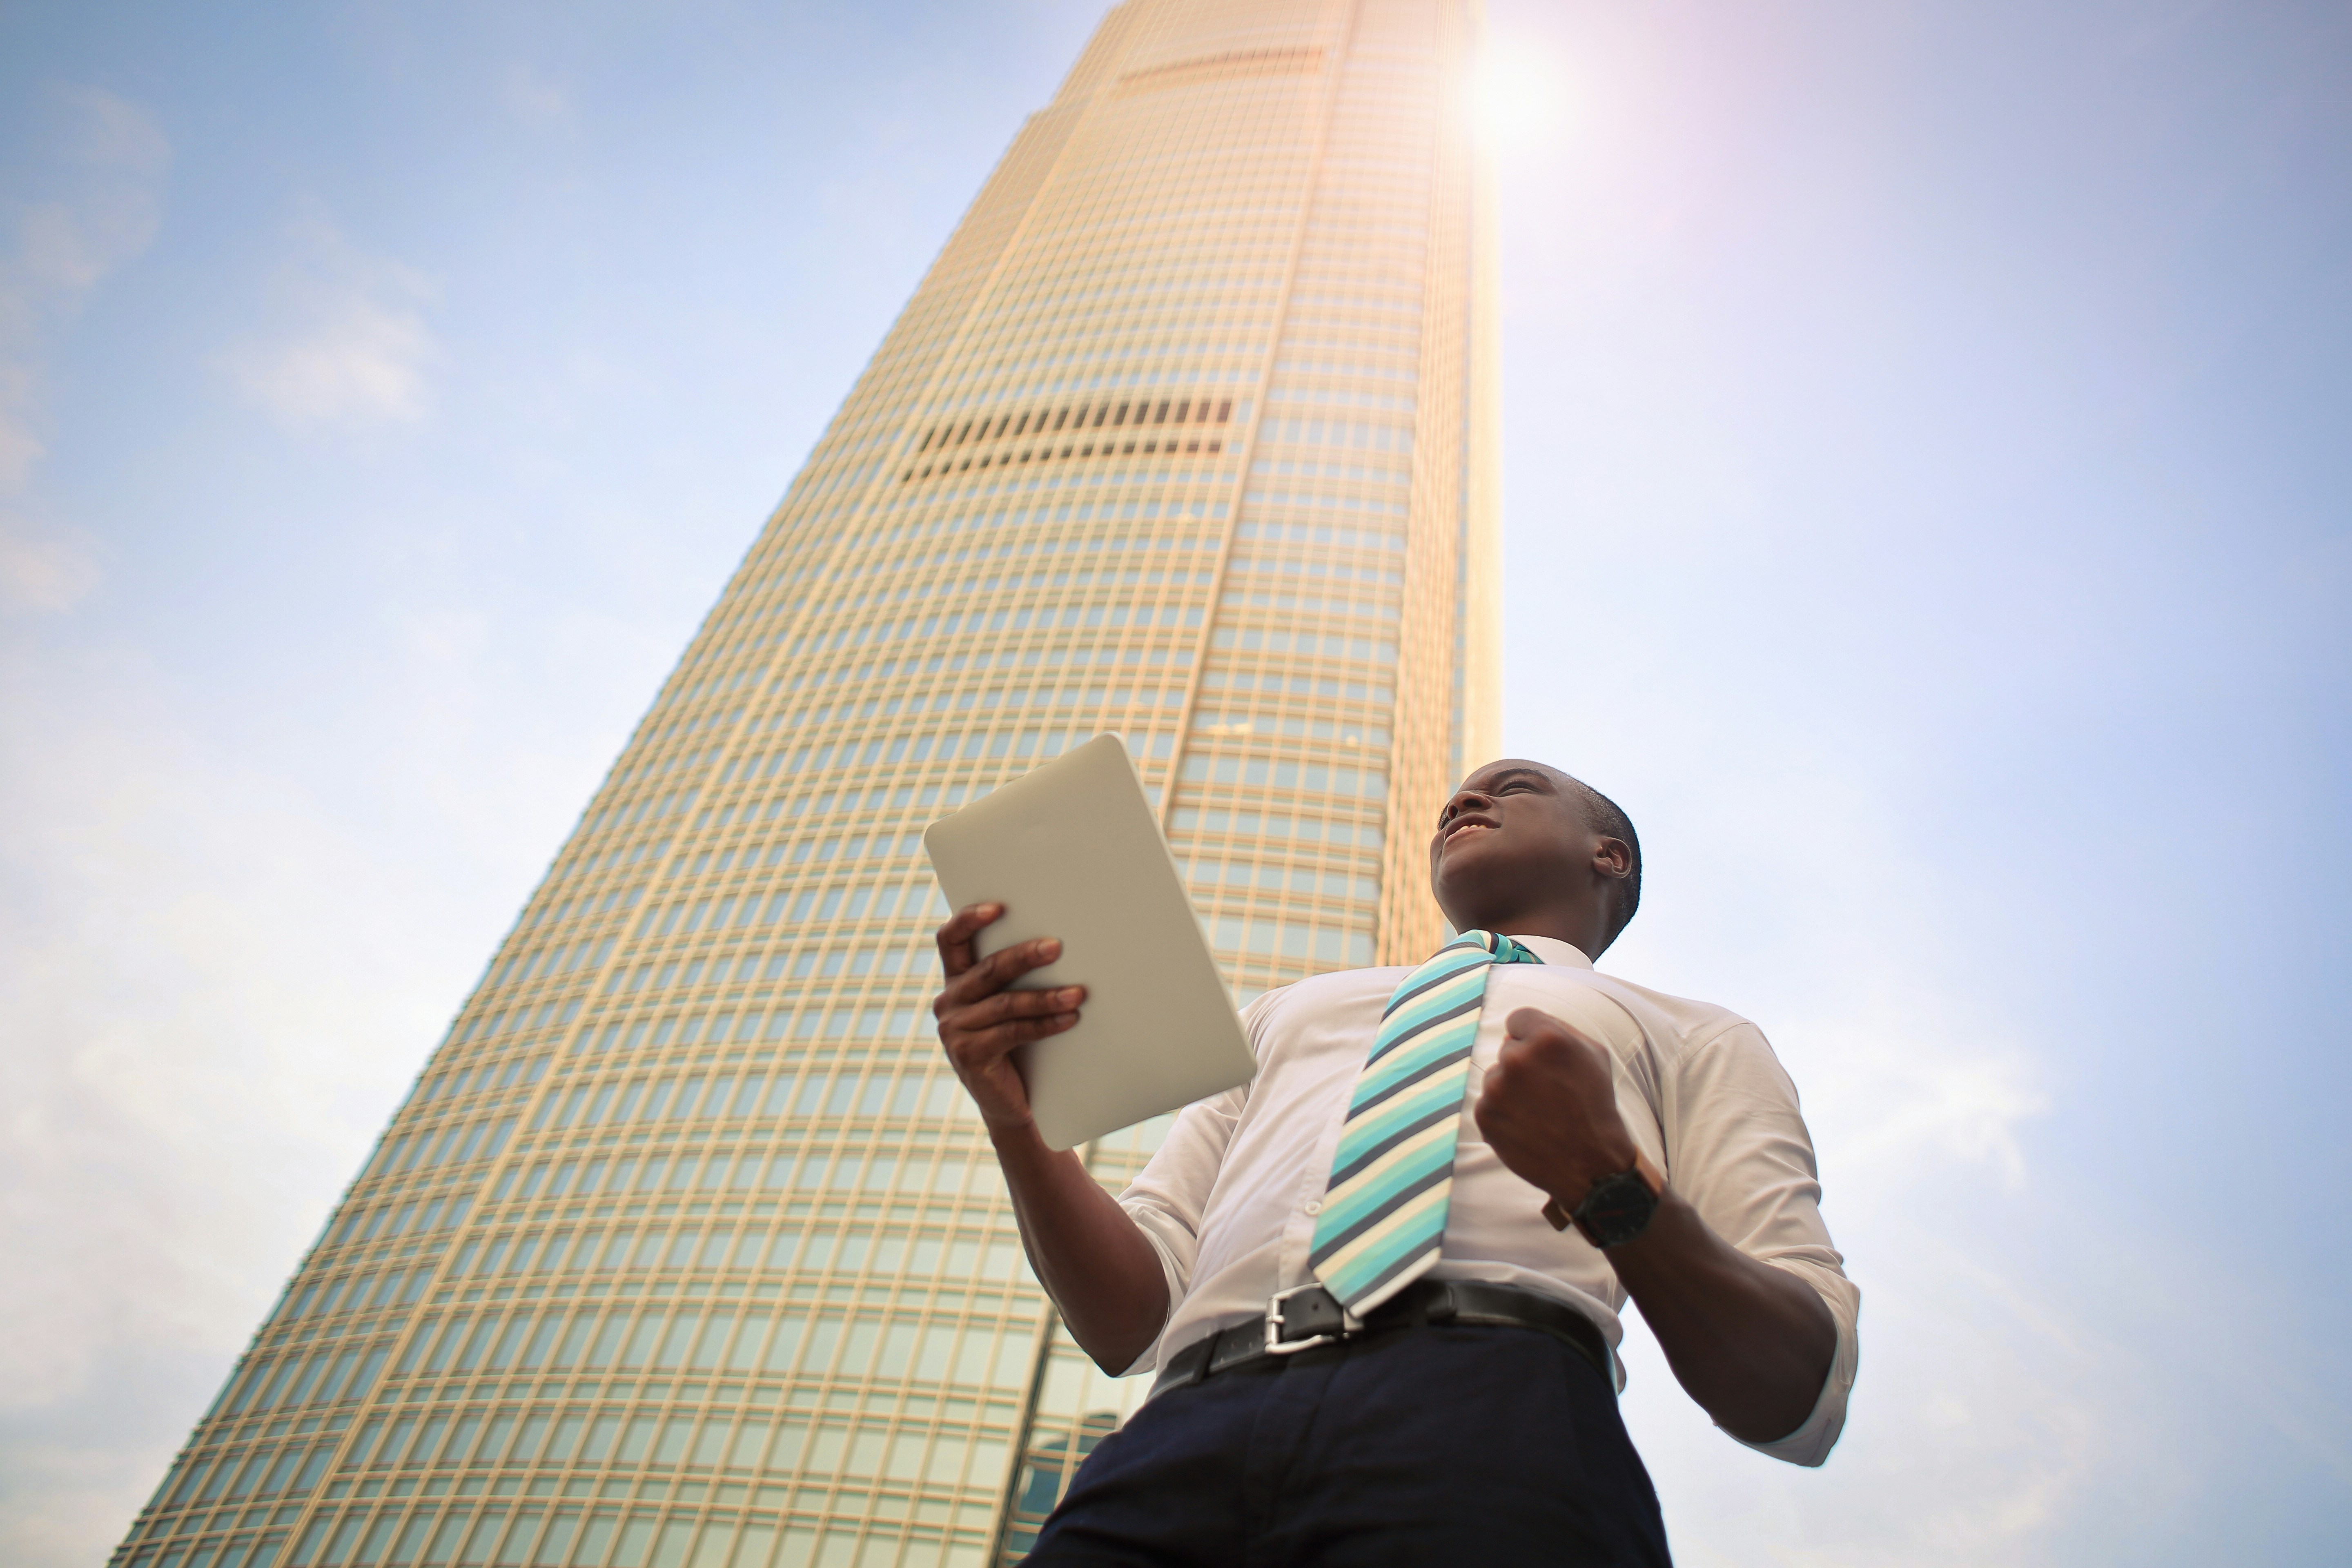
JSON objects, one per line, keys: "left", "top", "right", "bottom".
{"left": 922, "top": 733, "right": 1256, "bottom": 1151}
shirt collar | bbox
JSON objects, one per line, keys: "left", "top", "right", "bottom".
{"left": 1511, "top": 934, "right": 1595, "bottom": 970}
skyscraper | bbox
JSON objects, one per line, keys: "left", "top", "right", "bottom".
{"left": 113, "top": 2, "right": 1498, "bottom": 1565}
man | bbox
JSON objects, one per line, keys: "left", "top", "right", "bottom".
{"left": 931, "top": 760, "right": 1859, "bottom": 1565}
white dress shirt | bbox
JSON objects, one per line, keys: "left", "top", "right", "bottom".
{"left": 1116, "top": 935, "right": 1860, "bottom": 1468}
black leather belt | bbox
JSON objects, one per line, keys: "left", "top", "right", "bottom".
{"left": 1156, "top": 1279, "right": 1610, "bottom": 1390}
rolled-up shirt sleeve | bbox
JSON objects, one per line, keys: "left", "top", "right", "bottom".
{"left": 1662, "top": 1019, "right": 1860, "bottom": 1466}
{"left": 1112, "top": 1080, "right": 1245, "bottom": 1375}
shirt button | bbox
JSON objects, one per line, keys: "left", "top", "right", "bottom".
{"left": 1303, "top": 1200, "right": 1323, "bottom": 1216}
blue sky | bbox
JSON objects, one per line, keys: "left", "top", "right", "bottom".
{"left": 1, "top": 2, "right": 2345, "bottom": 1564}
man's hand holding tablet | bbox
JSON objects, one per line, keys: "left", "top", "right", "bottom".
{"left": 931, "top": 905, "right": 1087, "bottom": 1137}
{"left": 919, "top": 734, "right": 1255, "bottom": 1152}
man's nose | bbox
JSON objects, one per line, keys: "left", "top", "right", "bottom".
{"left": 1442, "top": 788, "right": 1495, "bottom": 822}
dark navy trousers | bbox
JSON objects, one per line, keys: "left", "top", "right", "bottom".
{"left": 1025, "top": 1324, "right": 1673, "bottom": 1567}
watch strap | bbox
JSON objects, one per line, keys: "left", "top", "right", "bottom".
{"left": 1541, "top": 1150, "right": 1667, "bottom": 1243}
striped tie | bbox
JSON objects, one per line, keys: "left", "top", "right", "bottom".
{"left": 1310, "top": 930, "right": 1545, "bottom": 1314}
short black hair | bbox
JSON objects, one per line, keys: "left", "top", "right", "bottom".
{"left": 1561, "top": 774, "right": 1642, "bottom": 943}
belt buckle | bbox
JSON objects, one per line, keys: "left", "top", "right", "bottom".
{"left": 1264, "top": 1283, "right": 1356, "bottom": 1355}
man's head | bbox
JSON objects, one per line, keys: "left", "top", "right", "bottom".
{"left": 1426, "top": 760, "right": 1642, "bottom": 958}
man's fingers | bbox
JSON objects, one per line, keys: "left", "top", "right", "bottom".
{"left": 935, "top": 942, "right": 1039, "bottom": 1012}
{"left": 941, "top": 985, "right": 1085, "bottom": 1034}
{"left": 984, "top": 935, "right": 1064, "bottom": 982}
{"left": 949, "top": 1011, "right": 1082, "bottom": 1060}
{"left": 1504, "top": 1005, "right": 1566, "bottom": 1041}
{"left": 941, "top": 934, "right": 1058, "bottom": 1000}
{"left": 934, "top": 935, "right": 1067, "bottom": 1011}
{"left": 933, "top": 902, "right": 1005, "bottom": 978}
{"left": 938, "top": 901, "right": 1004, "bottom": 943}
{"left": 1503, "top": 1006, "right": 1605, "bottom": 1054}
{"left": 938, "top": 987, "right": 1084, "bottom": 1072}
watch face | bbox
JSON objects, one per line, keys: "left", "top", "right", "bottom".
{"left": 1577, "top": 1169, "right": 1659, "bottom": 1248}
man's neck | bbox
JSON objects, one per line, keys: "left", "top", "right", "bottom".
{"left": 1455, "top": 907, "right": 1605, "bottom": 959}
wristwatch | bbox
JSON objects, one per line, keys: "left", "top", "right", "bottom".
{"left": 1541, "top": 1151, "right": 1667, "bottom": 1248}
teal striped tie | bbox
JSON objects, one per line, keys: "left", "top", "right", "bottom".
{"left": 1310, "top": 930, "right": 1545, "bottom": 1313}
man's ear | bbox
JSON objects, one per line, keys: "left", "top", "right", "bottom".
{"left": 1595, "top": 837, "right": 1633, "bottom": 881}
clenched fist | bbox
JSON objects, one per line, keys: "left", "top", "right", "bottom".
{"left": 1472, "top": 1005, "right": 1642, "bottom": 1217}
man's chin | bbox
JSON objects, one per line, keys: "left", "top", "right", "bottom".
{"left": 1433, "top": 835, "right": 1511, "bottom": 903}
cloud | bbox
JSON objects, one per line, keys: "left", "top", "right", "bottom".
{"left": 0, "top": 513, "right": 101, "bottom": 612}
{"left": 0, "top": 88, "right": 169, "bottom": 614}
{"left": 1797, "top": 1007, "right": 2051, "bottom": 1194}
{"left": 219, "top": 220, "right": 440, "bottom": 428}
{"left": 0, "top": 86, "right": 168, "bottom": 314}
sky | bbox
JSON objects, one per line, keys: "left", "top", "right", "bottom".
{"left": 1, "top": 1, "right": 2346, "bottom": 1564}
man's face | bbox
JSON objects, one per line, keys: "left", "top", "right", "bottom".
{"left": 1427, "top": 760, "right": 1597, "bottom": 929}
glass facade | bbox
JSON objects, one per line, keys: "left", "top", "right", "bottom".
{"left": 109, "top": 2, "right": 1497, "bottom": 1566}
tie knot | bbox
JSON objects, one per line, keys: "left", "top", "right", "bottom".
{"left": 1443, "top": 930, "right": 1544, "bottom": 967}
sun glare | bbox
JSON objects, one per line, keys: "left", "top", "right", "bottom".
{"left": 1470, "top": 46, "right": 1568, "bottom": 145}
